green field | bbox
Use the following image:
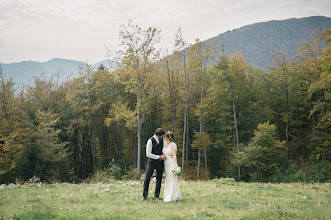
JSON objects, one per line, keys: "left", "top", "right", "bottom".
{"left": 1, "top": 179, "right": 330, "bottom": 219}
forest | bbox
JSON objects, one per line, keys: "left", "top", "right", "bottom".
{"left": 0, "top": 24, "right": 330, "bottom": 184}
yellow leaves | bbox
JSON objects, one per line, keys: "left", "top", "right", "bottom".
{"left": 0, "top": 128, "right": 28, "bottom": 174}
{"left": 193, "top": 101, "right": 209, "bottom": 119}
{"left": 68, "top": 118, "right": 86, "bottom": 131}
{"left": 191, "top": 131, "right": 213, "bottom": 150}
{"left": 35, "top": 110, "right": 60, "bottom": 128}
{"left": 34, "top": 110, "right": 68, "bottom": 163}
{"left": 105, "top": 101, "right": 136, "bottom": 130}
{"left": 193, "top": 95, "right": 217, "bottom": 122}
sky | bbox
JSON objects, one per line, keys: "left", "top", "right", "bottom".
{"left": 1, "top": 0, "right": 330, "bottom": 64}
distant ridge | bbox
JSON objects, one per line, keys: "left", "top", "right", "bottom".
{"left": 1, "top": 59, "right": 111, "bottom": 87}
{"left": 203, "top": 16, "right": 331, "bottom": 69}
{"left": 2, "top": 16, "right": 331, "bottom": 86}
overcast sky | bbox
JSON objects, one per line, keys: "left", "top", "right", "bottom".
{"left": 1, "top": 0, "right": 330, "bottom": 64}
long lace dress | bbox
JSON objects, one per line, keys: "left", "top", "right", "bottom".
{"left": 162, "top": 141, "right": 182, "bottom": 202}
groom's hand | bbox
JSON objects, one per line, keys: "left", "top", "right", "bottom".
{"left": 159, "top": 155, "right": 166, "bottom": 160}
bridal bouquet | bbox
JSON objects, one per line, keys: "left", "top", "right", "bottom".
{"left": 171, "top": 165, "right": 181, "bottom": 176}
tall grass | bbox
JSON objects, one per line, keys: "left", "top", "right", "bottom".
{"left": 0, "top": 180, "right": 330, "bottom": 219}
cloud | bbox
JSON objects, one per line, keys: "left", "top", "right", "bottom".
{"left": 0, "top": 0, "right": 330, "bottom": 63}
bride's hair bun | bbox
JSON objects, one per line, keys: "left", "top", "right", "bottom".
{"left": 166, "top": 131, "right": 175, "bottom": 141}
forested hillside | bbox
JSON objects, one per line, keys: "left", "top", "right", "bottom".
{"left": 205, "top": 16, "right": 331, "bottom": 69}
{"left": 0, "top": 22, "right": 330, "bottom": 184}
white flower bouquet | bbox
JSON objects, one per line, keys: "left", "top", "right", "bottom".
{"left": 171, "top": 164, "right": 181, "bottom": 176}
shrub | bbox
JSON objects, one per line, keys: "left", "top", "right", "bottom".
{"left": 212, "top": 177, "right": 237, "bottom": 185}
{"left": 108, "top": 159, "right": 123, "bottom": 180}
{"left": 86, "top": 160, "right": 123, "bottom": 183}
{"left": 271, "top": 161, "right": 331, "bottom": 183}
{"left": 234, "top": 122, "right": 288, "bottom": 182}
{"left": 183, "top": 166, "right": 209, "bottom": 180}
{"left": 122, "top": 166, "right": 141, "bottom": 180}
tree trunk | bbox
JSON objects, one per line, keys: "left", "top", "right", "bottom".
{"left": 136, "top": 60, "right": 143, "bottom": 170}
{"left": 133, "top": 145, "right": 137, "bottom": 168}
{"left": 181, "top": 54, "right": 188, "bottom": 178}
{"left": 204, "top": 147, "right": 208, "bottom": 179}
{"left": 285, "top": 121, "right": 290, "bottom": 156}
{"left": 91, "top": 127, "right": 96, "bottom": 173}
{"left": 282, "top": 59, "right": 290, "bottom": 157}
{"left": 197, "top": 150, "right": 201, "bottom": 179}
{"left": 87, "top": 69, "right": 96, "bottom": 174}
{"left": 137, "top": 104, "right": 141, "bottom": 170}
{"left": 186, "top": 112, "right": 189, "bottom": 169}
{"left": 232, "top": 92, "right": 240, "bottom": 179}
{"left": 225, "top": 148, "right": 228, "bottom": 177}
{"left": 201, "top": 66, "right": 208, "bottom": 179}
{"left": 182, "top": 103, "right": 187, "bottom": 178}
{"left": 198, "top": 63, "right": 204, "bottom": 180}
{"left": 166, "top": 58, "right": 175, "bottom": 131}
{"left": 186, "top": 65, "right": 191, "bottom": 170}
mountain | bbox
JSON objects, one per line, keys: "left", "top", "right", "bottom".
{"left": 203, "top": 16, "right": 331, "bottom": 69}
{"left": 2, "top": 16, "right": 330, "bottom": 86}
{"left": 1, "top": 58, "right": 112, "bottom": 87}
{"left": 92, "top": 59, "right": 113, "bottom": 70}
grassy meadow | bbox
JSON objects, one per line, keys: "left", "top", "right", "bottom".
{"left": 0, "top": 179, "right": 330, "bottom": 219}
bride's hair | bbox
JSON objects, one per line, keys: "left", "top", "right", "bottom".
{"left": 165, "top": 131, "right": 175, "bottom": 141}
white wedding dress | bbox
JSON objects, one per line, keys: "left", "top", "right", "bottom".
{"left": 163, "top": 141, "right": 182, "bottom": 202}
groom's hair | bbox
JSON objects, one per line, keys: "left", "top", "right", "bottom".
{"left": 155, "top": 128, "right": 165, "bottom": 136}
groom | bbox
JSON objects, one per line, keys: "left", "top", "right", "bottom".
{"left": 142, "top": 128, "right": 166, "bottom": 200}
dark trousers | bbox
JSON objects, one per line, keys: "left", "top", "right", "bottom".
{"left": 143, "top": 159, "right": 164, "bottom": 198}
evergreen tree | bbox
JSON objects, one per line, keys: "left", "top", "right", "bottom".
{"left": 0, "top": 64, "right": 28, "bottom": 182}
{"left": 235, "top": 122, "right": 287, "bottom": 181}
{"left": 34, "top": 110, "right": 69, "bottom": 179}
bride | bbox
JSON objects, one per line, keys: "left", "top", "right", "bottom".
{"left": 163, "top": 131, "right": 182, "bottom": 202}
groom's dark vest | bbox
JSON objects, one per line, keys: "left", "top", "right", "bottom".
{"left": 150, "top": 137, "right": 163, "bottom": 161}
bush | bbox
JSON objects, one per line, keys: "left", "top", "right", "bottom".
{"left": 234, "top": 122, "right": 288, "bottom": 182}
{"left": 212, "top": 177, "right": 237, "bottom": 185}
{"left": 86, "top": 160, "right": 123, "bottom": 183}
{"left": 183, "top": 166, "right": 209, "bottom": 180}
{"left": 122, "top": 166, "right": 141, "bottom": 180}
{"left": 271, "top": 161, "right": 330, "bottom": 183}
{"left": 108, "top": 159, "right": 123, "bottom": 180}
{"left": 87, "top": 170, "right": 112, "bottom": 183}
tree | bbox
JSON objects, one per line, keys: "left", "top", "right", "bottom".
{"left": 34, "top": 110, "right": 69, "bottom": 179}
{"left": 65, "top": 63, "right": 99, "bottom": 178}
{"left": 117, "top": 22, "right": 161, "bottom": 170}
{"left": 190, "top": 39, "right": 215, "bottom": 178}
{"left": 270, "top": 51, "right": 293, "bottom": 156}
{"left": 235, "top": 122, "right": 287, "bottom": 181}
{"left": 159, "top": 49, "right": 178, "bottom": 131}
{"left": 191, "top": 131, "right": 212, "bottom": 179}
{"left": 98, "top": 63, "right": 106, "bottom": 71}
{"left": 213, "top": 52, "right": 252, "bottom": 179}
{"left": 306, "top": 29, "right": 331, "bottom": 162}
{"left": 0, "top": 64, "right": 28, "bottom": 182}
{"left": 174, "top": 28, "right": 190, "bottom": 177}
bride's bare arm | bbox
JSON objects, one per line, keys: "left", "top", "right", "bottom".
{"left": 172, "top": 144, "right": 177, "bottom": 164}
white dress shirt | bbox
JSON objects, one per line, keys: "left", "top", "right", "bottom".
{"left": 146, "top": 135, "right": 161, "bottom": 160}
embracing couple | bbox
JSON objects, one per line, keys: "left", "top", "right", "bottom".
{"left": 142, "top": 128, "right": 182, "bottom": 202}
